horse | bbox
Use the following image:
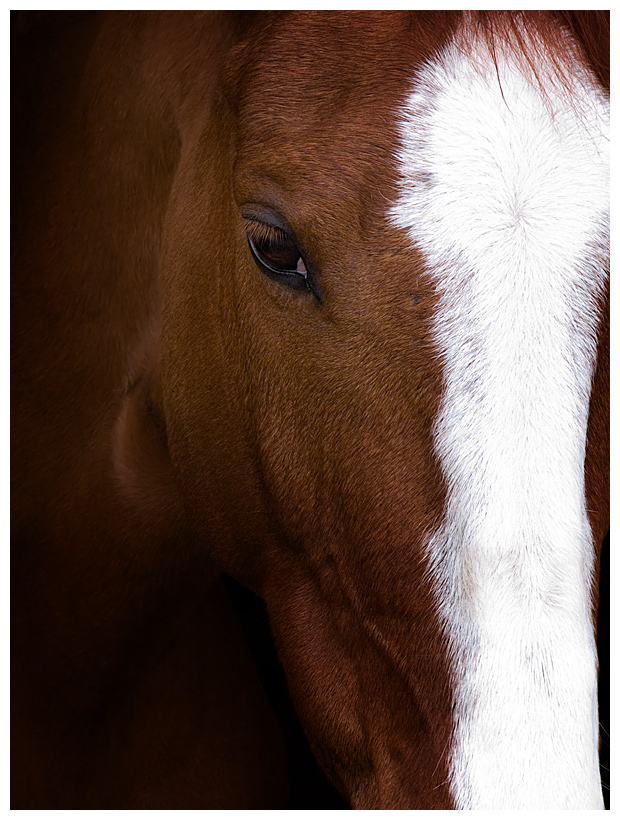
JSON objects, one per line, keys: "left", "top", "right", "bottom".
{"left": 11, "top": 11, "right": 609, "bottom": 809}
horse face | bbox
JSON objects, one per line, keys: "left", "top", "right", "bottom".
{"left": 161, "top": 12, "right": 608, "bottom": 809}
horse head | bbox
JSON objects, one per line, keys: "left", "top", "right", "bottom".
{"left": 157, "top": 12, "right": 609, "bottom": 808}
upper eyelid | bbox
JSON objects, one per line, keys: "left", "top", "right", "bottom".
{"left": 240, "top": 204, "right": 293, "bottom": 234}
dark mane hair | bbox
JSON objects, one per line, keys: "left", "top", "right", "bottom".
{"left": 462, "top": 11, "right": 609, "bottom": 92}
{"left": 555, "top": 11, "right": 609, "bottom": 90}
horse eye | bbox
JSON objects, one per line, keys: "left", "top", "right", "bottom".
{"left": 246, "top": 224, "right": 310, "bottom": 293}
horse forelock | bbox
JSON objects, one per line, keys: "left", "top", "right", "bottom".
{"left": 458, "top": 11, "right": 609, "bottom": 93}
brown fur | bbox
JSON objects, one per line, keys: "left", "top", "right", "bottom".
{"left": 12, "top": 11, "right": 609, "bottom": 809}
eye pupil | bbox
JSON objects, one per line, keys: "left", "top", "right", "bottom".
{"left": 246, "top": 225, "right": 310, "bottom": 293}
{"left": 254, "top": 234, "right": 302, "bottom": 273}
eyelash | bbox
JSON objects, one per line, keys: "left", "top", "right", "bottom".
{"left": 245, "top": 220, "right": 289, "bottom": 248}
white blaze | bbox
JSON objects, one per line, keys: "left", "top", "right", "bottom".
{"left": 391, "top": 22, "right": 608, "bottom": 809}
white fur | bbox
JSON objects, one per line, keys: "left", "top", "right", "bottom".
{"left": 390, "top": 22, "right": 608, "bottom": 809}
